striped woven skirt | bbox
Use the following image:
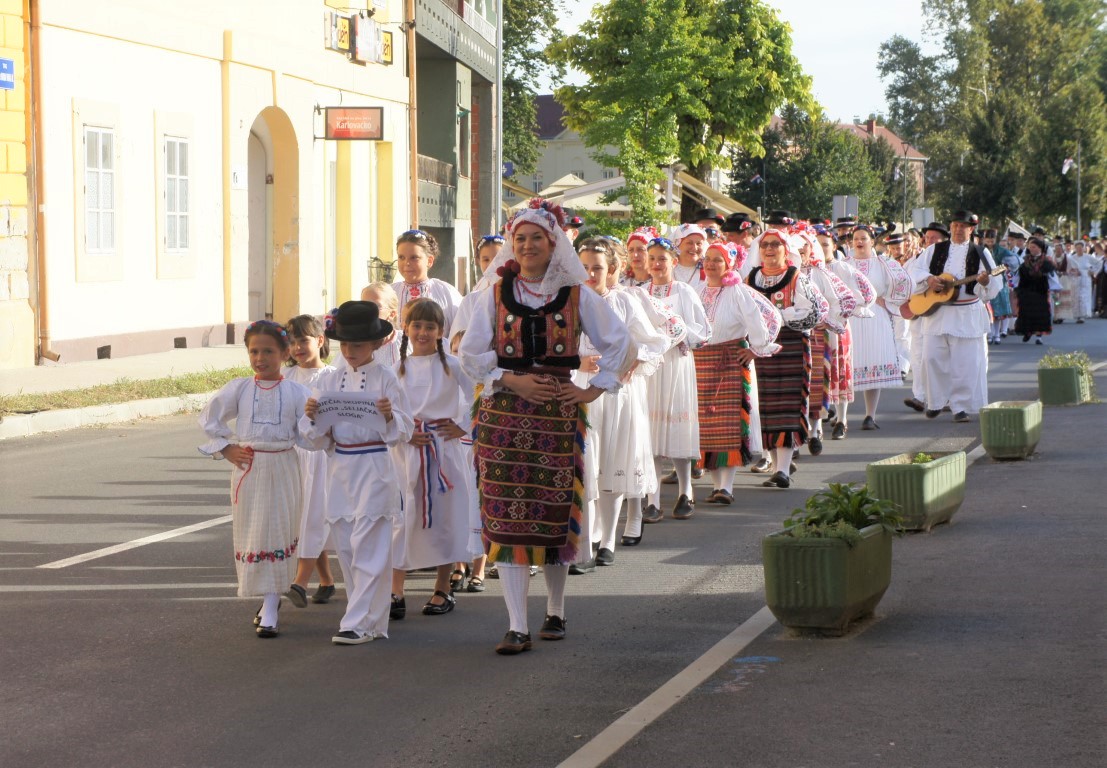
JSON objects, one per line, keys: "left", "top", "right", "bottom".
{"left": 827, "top": 324, "right": 853, "bottom": 402}
{"left": 473, "top": 390, "right": 585, "bottom": 566}
{"left": 693, "top": 338, "right": 753, "bottom": 468}
{"left": 807, "top": 328, "right": 830, "bottom": 420}
{"left": 756, "top": 327, "right": 812, "bottom": 449}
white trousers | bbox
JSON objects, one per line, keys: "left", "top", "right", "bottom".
{"left": 331, "top": 515, "right": 392, "bottom": 638}
{"left": 908, "top": 320, "right": 927, "bottom": 402}
{"left": 923, "top": 334, "right": 989, "bottom": 414}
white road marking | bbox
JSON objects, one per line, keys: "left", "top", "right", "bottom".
{"left": 966, "top": 444, "right": 987, "bottom": 465}
{"left": 36, "top": 515, "right": 232, "bottom": 569}
{"left": 557, "top": 606, "right": 777, "bottom": 768}
{"left": 7, "top": 582, "right": 240, "bottom": 592}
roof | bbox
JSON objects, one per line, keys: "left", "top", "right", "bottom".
{"left": 535, "top": 95, "right": 568, "bottom": 141}
{"left": 768, "top": 115, "right": 927, "bottom": 161}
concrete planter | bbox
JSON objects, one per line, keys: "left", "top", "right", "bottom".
{"left": 762, "top": 524, "right": 892, "bottom": 635}
{"left": 866, "top": 451, "right": 966, "bottom": 532}
{"left": 980, "top": 400, "right": 1043, "bottom": 460}
{"left": 1037, "top": 367, "right": 1092, "bottom": 406}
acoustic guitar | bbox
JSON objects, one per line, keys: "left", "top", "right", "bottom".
{"left": 904, "top": 266, "right": 1007, "bottom": 319}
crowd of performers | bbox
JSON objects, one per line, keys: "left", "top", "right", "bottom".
{"left": 198, "top": 198, "right": 1102, "bottom": 653}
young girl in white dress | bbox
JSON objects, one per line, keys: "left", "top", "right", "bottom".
{"left": 301, "top": 301, "right": 414, "bottom": 645}
{"left": 575, "top": 238, "right": 668, "bottom": 562}
{"left": 283, "top": 315, "right": 337, "bottom": 608}
{"left": 198, "top": 320, "right": 312, "bottom": 639}
{"left": 390, "top": 299, "right": 478, "bottom": 616}
{"left": 392, "top": 230, "right": 463, "bottom": 342}
{"left": 644, "top": 236, "right": 710, "bottom": 522}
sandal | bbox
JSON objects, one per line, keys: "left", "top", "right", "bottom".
{"left": 466, "top": 575, "right": 486, "bottom": 593}
{"left": 449, "top": 569, "right": 466, "bottom": 593}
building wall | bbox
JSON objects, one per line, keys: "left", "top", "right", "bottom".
{"left": 28, "top": 0, "right": 411, "bottom": 364}
{"left": 0, "top": 0, "right": 32, "bottom": 368}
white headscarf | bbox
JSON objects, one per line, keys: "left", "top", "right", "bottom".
{"left": 746, "top": 227, "right": 800, "bottom": 271}
{"left": 670, "top": 223, "right": 707, "bottom": 246}
{"left": 476, "top": 200, "right": 588, "bottom": 296}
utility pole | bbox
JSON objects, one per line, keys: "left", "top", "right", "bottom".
{"left": 1076, "top": 139, "right": 1082, "bottom": 237}
{"left": 901, "top": 147, "right": 909, "bottom": 230}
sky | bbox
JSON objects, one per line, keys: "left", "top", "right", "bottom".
{"left": 551, "top": 0, "right": 937, "bottom": 124}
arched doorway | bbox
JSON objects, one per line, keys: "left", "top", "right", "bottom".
{"left": 246, "top": 108, "right": 299, "bottom": 323}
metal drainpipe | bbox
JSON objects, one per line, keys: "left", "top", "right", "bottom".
{"left": 28, "top": 0, "right": 59, "bottom": 362}
{"left": 406, "top": 0, "right": 418, "bottom": 228}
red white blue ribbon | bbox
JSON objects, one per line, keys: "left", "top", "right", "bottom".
{"left": 415, "top": 420, "right": 453, "bottom": 529}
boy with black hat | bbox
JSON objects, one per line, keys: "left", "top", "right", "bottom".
{"left": 906, "top": 210, "right": 1000, "bottom": 423}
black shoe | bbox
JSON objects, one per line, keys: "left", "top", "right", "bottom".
{"left": 595, "top": 548, "right": 615, "bottom": 566}
{"left": 761, "top": 471, "right": 791, "bottom": 489}
{"left": 903, "top": 397, "right": 925, "bottom": 412}
{"left": 861, "top": 415, "right": 879, "bottom": 430}
{"left": 466, "top": 575, "right": 486, "bottom": 592}
{"left": 642, "top": 504, "right": 663, "bottom": 524}
{"left": 1035, "top": 338, "right": 1043, "bottom": 345}
{"left": 790, "top": 461, "right": 798, "bottom": 474}
{"left": 495, "top": 630, "right": 532, "bottom": 654}
{"left": 390, "top": 595, "right": 406, "bottom": 620}
{"left": 808, "top": 436, "right": 823, "bottom": 456}
{"left": 824, "top": 406, "right": 837, "bottom": 423}
{"left": 569, "top": 559, "right": 596, "bottom": 575}
{"left": 620, "top": 533, "right": 642, "bottom": 547}
{"left": 691, "top": 465, "right": 705, "bottom": 480}
{"left": 1022, "top": 334, "right": 1031, "bottom": 342}
{"left": 751, "top": 457, "right": 773, "bottom": 474}
{"left": 710, "top": 489, "right": 734, "bottom": 505}
{"left": 925, "top": 409, "right": 941, "bottom": 419}
{"left": 285, "top": 583, "right": 308, "bottom": 608}
{"left": 660, "top": 469, "right": 678, "bottom": 485}
{"left": 422, "top": 590, "right": 456, "bottom": 616}
{"left": 256, "top": 625, "right": 279, "bottom": 638}
{"left": 331, "top": 630, "right": 373, "bottom": 645}
{"left": 831, "top": 422, "right": 847, "bottom": 440}
{"left": 942, "top": 406, "right": 951, "bottom": 412}
{"left": 311, "top": 584, "right": 336, "bottom": 604}
{"left": 672, "top": 494, "right": 695, "bottom": 519}
{"left": 539, "top": 615, "right": 566, "bottom": 641}
{"left": 253, "top": 602, "right": 280, "bottom": 627}
{"left": 953, "top": 411, "right": 971, "bottom": 423}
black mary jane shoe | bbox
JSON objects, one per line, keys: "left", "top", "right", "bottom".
{"left": 390, "top": 595, "right": 407, "bottom": 621}
{"left": 703, "top": 489, "right": 723, "bottom": 504}
{"left": 808, "top": 436, "right": 823, "bottom": 456}
{"left": 539, "top": 614, "right": 566, "bottom": 641}
{"left": 466, "top": 575, "right": 486, "bottom": 593}
{"left": 422, "top": 590, "right": 456, "bottom": 616}
{"left": 761, "top": 471, "right": 791, "bottom": 489}
{"left": 751, "top": 457, "right": 773, "bottom": 474}
{"left": 861, "top": 415, "right": 879, "bottom": 430}
{"left": 620, "top": 533, "right": 642, "bottom": 547}
{"left": 831, "top": 422, "right": 847, "bottom": 440}
{"left": 712, "top": 489, "right": 734, "bottom": 505}
{"left": 672, "top": 494, "right": 695, "bottom": 520}
{"left": 311, "top": 584, "right": 336, "bottom": 604}
{"left": 253, "top": 602, "right": 280, "bottom": 627}
{"left": 595, "top": 548, "right": 615, "bottom": 566}
{"left": 642, "top": 504, "right": 664, "bottom": 524}
{"left": 495, "top": 630, "right": 532, "bottom": 655}
{"left": 449, "top": 568, "right": 467, "bottom": 594}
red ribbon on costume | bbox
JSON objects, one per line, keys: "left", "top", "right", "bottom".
{"left": 414, "top": 420, "right": 454, "bottom": 529}
{"left": 232, "top": 446, "right": 293, "bottom": 505}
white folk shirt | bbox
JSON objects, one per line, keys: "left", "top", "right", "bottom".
{"left": 673, "top": 262, "right": 707, "bottom": 294}
{"left": 908, "top": 242, "right": 1001, "bottom": 338}
{"left": 392, "top": 279, "right": 463, "bottom": 337}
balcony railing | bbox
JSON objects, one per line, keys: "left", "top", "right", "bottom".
{"left": 417, "top": 154, "right": 456, "bottom": 187}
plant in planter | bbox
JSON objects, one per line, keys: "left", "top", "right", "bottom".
{"left": 979, "top": 400, "right": 1043, "bottom": 460}
{"left": 866, "top": 450, "right": 967, "bottom": 532}
{"left": 1037, "top": 350, "right": 1096, "bottom": 406}
{"left": 762, "top": 483, "right": 901, "bottom": 635}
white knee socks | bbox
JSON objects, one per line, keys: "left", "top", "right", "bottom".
{"left": 773, "top": 447, "right": 793, "bottom": 478}
{"left": 260, "top": 592, "right": 280, "bottom": 627}
{"left": 597, "top": 492, "right": 623, "bottom": 551}
{"left": 498, "top": 563, "right": 531, "bottom": 634}
{"left": 673, "top": 458, "right": 693, "bottom": 499}
{"left": 863, "top": 389, "right": 880, "bottom": 418}
{"left": 543, "top": 564, "right": 568, "bottom": 619}
{"left": 710, "top": 466, "right": 737, "bottom": 491}
{"left": 623, "top": 497, "right": 643, "bottom": 538}
{"left": 837, "top": 398, "right": 850, "bottom": 426}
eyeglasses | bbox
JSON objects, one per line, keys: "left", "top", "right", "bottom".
{"left": 759, "top": 240, "right": 784, "bottom": 249}
{"left": 648, "top": 237, "right": 674, "bottom": 249}
{"left": 704, "top": 228, "right": 720, "bottom": 238}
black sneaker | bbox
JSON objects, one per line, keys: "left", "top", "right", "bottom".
{"left": 311, "top": 584, "right": 336, "bottom": 604}
{"left": 595, "top": 548, "right": 615, "bottom": 566}
{"left": 390, "top": 595, "right": 406, "bottom": 620}
{"left": 569, "top": 559, "right": 595, "bottom": 575}
{"left": 539, "top": 615, "right": 566, "bottom": 641}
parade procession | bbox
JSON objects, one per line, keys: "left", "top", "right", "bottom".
{"left": 2, "top": 1, "right": 1104, "bottom": 767}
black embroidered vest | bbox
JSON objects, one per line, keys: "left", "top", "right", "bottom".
{"left": 928, "top": 241, "right": 993, "bottom": 296}
{"left": 494, "top": 272, "right": 582, "bottom": 371}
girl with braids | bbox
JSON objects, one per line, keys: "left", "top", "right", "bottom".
{"left": 391, "top": 229, "right": 463, "bottom": 346}
{"left": 198, "top": 320, "right": 313, "bottom": 639}
{"left": 390, "top": 299, "right": 478, "bottom": 617}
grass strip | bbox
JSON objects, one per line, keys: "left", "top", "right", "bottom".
{"left": 0, "top": 366, "right": 254, "bottom": 416}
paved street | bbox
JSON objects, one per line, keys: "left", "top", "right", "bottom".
{"left": 1, "top": 322, "right": 1104, "bottom": 768}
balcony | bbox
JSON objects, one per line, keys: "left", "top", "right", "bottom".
{"left": 416, "top": 0, "right": 496, "bottom": 81}
{"left": 417, "top": 154, "right": 457, "bottom": 228}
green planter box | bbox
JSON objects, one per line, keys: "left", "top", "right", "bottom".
{"left": 980, "top": 400, "right": 1043, "bottom": 460}
{"left": 1037, "top": 367, "right": 1092, "bottom": 406}
{"left": 866, "top": 451, "right": 966, "bottom": 532}
{"left": 763, "top": 525, "right": 892, "bottom": 634}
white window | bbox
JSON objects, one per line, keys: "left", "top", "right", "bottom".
{"left": 164, "top": 137, "right": 190, "bottom": 251}
{"left": 571, "top": 169, "right": 585, "bottom": 179}
{"left": 84, "top": 127, "right": 115, "bottom": 253}
{"left": 533, "top": 177, "right": 543, "bottom": 193}
{"left": 602, "top": 169, "right": 616, "bottom": 179}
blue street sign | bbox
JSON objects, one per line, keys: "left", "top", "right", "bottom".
{"left": 0, "top": 59, "right": 15, "bottom": 91}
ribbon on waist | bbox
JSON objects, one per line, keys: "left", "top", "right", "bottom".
{"left": 334, "top": 439, "right": 387, "bottom": 456}
{"left": 233, "top": 443, "right": 293, "bottom": 505}
{"left": 414, "top": 420, "right": 454, "bottom": 529}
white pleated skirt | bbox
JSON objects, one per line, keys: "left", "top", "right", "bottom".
{"left": 646, "top": 347, "right": 701, "bottom": 459}
{"left": 231, "top": 445, "right": 301, "bottom": 598}
{"left": 851, "top": 310, "right": 902, "bottom": 391}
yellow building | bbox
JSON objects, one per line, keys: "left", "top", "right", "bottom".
{"left": 7, "top": 0, "right": 416, "bottom": 366}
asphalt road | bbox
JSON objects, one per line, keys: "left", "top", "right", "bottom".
{"left": 2, "top": 320, "right": 1104, "bottom": 768}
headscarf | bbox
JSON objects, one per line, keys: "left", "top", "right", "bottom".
{"left": 476, "top": 199, "right": 588, "bottom": 296}
{"left": 626, "top": 226, "right": 660, "bottom": 247}
{"left": 670, "top": 223, "right": 707, "bottom": 246}
{"left": 703, "top": 242, "right": 743, "bottom": 286}
{"left": 747, "top": 227, "right": 797, "bottom": 271}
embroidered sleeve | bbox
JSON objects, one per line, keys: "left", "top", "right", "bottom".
{"left": 738, "top": 285, "right": 783, "bottom": 356}
{"left": 781, "top": 273, "right": 823, "bottom": 331}
{"left": 197, "top": 378, "right": 247, "bottom": 457}
{"left": 883, "top": 256, "right": 913, "bottom": 304}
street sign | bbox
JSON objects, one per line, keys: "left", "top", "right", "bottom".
{"left": 0, "top": 58, "right": 15, "bottom": 91}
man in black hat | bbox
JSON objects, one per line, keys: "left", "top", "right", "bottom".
{"left": 906, "top": 210, "right": 1000, "bottom": 423}
{"left": 722, "top": 212, "right": 755, "bottom": 252}
{"left": 692, "top": 207, "right": 725, "bottom": 230}
{"left": 920, "top": 221, "right": 950, "bottom": 249}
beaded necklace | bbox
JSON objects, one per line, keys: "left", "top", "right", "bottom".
{"left": 514, "top": 273, "right": 553, "bottom": 303}
{"left": 254, "top": 375, "right": 283, "bottom": 390}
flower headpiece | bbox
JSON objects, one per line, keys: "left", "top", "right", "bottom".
{"left": 507, "top": 198, "right": 567, "bottom": 235}
{"left": 324, "top": 308, "right": 339, "bottom": 332}
{"left": 626, "top": 226, "right": 661, "bottom": 246}
{"left": 245, "top": 319, "right": 288, "bottom": 338}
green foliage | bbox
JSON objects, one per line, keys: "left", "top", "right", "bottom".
{"left": 911, "top": 452, "right": 934, "bottom": 464}
{"left": 1038, "top": 350, "right": 1093, "bottom": 372}
{"left": 783, "top": 483, "right": 903, "bottom": 545}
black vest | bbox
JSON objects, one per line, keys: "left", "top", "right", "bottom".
{"left": 928, "top": 241, "right": 993, "bottom": 296}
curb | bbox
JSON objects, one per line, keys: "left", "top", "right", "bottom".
{"left": 0, "top": 391, "right": 215, "bottom": 441}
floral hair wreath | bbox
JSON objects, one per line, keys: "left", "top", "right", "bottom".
{"left": 626, "top": 226, "right": 661, "bottom": 246}
{"left": 507, "top": 198, "right": 567, "bottom": 235}
{"left": 245, "top": 319, "right": 288, "bottom": 337}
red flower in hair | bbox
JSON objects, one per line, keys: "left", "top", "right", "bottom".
{"left": 496, "top": 259, "right": 520, "bottom": 278}
{"left": 526, "top": 197, "right": 567, "bottom": 228}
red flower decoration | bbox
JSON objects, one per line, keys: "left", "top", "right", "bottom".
{"left": 496, "top": 259, "right": 520, "bottom": 278}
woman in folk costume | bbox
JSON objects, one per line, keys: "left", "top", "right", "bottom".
{"left": 301, "top": 301, "right": 415, "bottom": 645}
{"left": 670, "top": 223, "right": 709, "bottom": 292}
{"left": 817, "top": 228, "right": 876, "bottom": 438}
{"left": 1066, "top": 241, "right": 1098, "bottom": 322}
{"left": 198, "top": 321, "right": 312, "bottom": 639}
{"left": 459, "top": 199, "right": 632, "bottom": 655}
{"left": 643, "top": 236, "right": 711, "bottom": 522}
{"left": 797, "top": 232, "right": 856, "bottom": 454}
{"left": 619, "top": 226, "right": 657, "bottom": 288}
{"left": 745, "top": 229, "right": 826, "bottom": 489}
{"left": 694, "top": 242, "right": 782, "bottom": 505}
{"left": 842, "top": 224, "right": 912, "bottom": 431}
{"left": 1050, "top": 241, "right": 1075, "bottom": 322}
{"left": 1013, "top": 236, "right": 1055, "bottom": 344}
{"left": 574, "top": 238, "right": 668, "bottom": 563}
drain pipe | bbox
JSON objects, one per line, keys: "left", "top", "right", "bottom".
{"left": 405, "top": 0, "right": 418, "bottom": 227}
{"left": 28, "top": 0, "right": 58, "bottom": 362}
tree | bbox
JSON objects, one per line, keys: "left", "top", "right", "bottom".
{"left": 865, "top": 136, "right": 922, "bottom": 226}
{"left": 501, "top": 0, "right": 565, "bottom": 177}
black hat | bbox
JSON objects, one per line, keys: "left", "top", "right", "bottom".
{"left": 764, "top": 210, "right": 794, "bottom": 226}
{"left": 921, "top": 221, "right": 950, "bottom": 237}
{"left": 721, "top": 212, "right": 753, "bottom": 233}
{"left": 325, "top": 300, "right": 393, "bottom": 342}
{"left": 884, "top": 233, "right": 905, "bottom": 245}
{"left": 834, "top": 215, "right": 857, "bottom": 228}
{"left": 692, "top": 207, "right": 725, "bottom": 226}
{"left": 1007, "top": 229, "right": 1026, "bottom": 239}
{"left": 981, "top": 228, "right": 997, "bottom": 238}
{"left": 949, "top": 210, "right": 980, "bottom": 227}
